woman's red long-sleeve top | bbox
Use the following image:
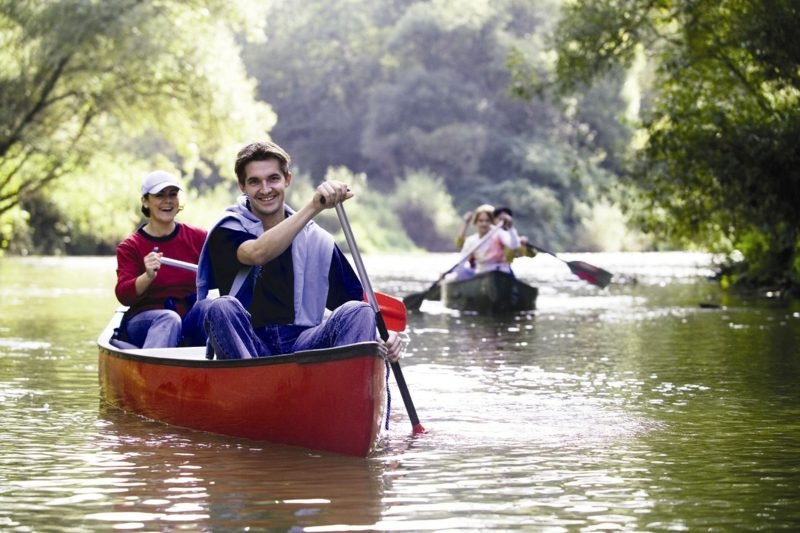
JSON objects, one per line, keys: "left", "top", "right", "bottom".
{"left": 115, "top": 223, "right": 207, "bottom": 318}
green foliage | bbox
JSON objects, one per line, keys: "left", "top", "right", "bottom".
{"left": 718, "top": 230, "right": 800, "bottom": 294}
{"left": 536, "top": 0, "right": 800, "bottom": 289}
{"left": 389, "top": 170, "right": 462, "bottom": 251}
{"left": 2, "top": 0, "right": 638, "bottom": 256}
{"left": 245, "top": 0, "right": 628, "bottom": 253}
{"left": 573, "top": 200, "right": 653, "bottom": 252}
{"left": 363, "top": 67, "right": 492, "bottom": 185}
{"left": 0, "top": 0, "right": 274, "bottom": 253}
{"left": 284, "top": 166, "right": 418, "bottom": 253}
{"left": 330, "top": 167, "right": 418, "bottom": 252}
{"left": 242, "top": 0, "right": 393, "bottom": 182}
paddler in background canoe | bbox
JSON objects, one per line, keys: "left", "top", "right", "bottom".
{"left": 451, "top": 203, "right": 522, "bottom": 281}
{"left": 492, "top": 206, "right": 535, "bottom": 262}
{"left": 196, "top": 141, "right": 403, "bottom": 362}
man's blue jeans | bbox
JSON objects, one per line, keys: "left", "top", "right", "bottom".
{"left": 204, "top": 295, "right": 377, "bottom": 359}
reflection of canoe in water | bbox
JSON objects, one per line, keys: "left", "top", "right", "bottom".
{"left": 96, "top": 310, "right": 387, "bottom": 457}
{"left": 441, "top": 270, "right": 538, "bottom": 314}
{"left": 98, "top": 404, "right": 387, "bottom": 529}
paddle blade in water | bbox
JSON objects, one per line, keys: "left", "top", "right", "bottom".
{"left": 567, "top": 260, "right": 613, "bottom": 288}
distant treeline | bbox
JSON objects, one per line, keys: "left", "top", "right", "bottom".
{"left": 0, "top": 0, "right": 638, "bottom": 257}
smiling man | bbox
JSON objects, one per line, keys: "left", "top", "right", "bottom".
{"left": 196, "top": 141, "right": 402, "bottom": 361}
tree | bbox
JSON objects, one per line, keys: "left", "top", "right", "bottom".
{"left": 0, "top": 0, "right": 275, "bottom": 252}
{"left": 529, "top": 0, "right": 800, "bottom": 289}
{"left": 360, "top": 0, "right": 625, "bottom": 248}
{"left": 242, "top": 0, "right": 399, "bottom": 184}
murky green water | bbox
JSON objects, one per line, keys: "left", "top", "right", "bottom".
{"left": 1, "top": 254, "right": 799, "bottom": 531}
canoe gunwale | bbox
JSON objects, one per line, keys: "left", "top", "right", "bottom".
{"left": 99, "top": 340, "right": 385, "bottom": 368}
{"left": 97, "top": 309, "right": 385, "bottom": 367}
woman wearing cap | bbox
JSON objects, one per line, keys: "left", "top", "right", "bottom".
{"left": 452, "top": 203, "right": 521, "bottom": 280}
{"left": 113, "top": 170, "right": 210, "bottom": 348}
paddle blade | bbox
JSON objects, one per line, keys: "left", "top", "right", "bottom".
{"left": 402, "top": 291, "right": 427, "bottom": 312}
{"left": 374, "top": 295, "right": 425, "bottom": 433}
{"left": 403, "top": 280, "right": 443, "bottom": 312}
{"left": 567, "top": 260, "right": 613, "bottom": 288}
{"left": 375, "top": 291, "right": 408, "bottom": 331}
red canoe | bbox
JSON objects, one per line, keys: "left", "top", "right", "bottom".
{"left": 97, "top": 310, "right": 388, "bottom": 457}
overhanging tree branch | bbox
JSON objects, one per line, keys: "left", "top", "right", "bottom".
{"left": 0, "top": 54, "right": 72, "bottom": 158}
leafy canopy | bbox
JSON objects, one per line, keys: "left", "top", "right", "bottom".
{"left": 0, "top": 0, "right": 274, "bottom": 253}
{"left": 534, "top": 0, "right": 800, "bottom": 288}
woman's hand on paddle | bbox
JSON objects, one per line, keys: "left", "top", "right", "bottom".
{"left": 143, "top": 249, "right": 163, "bottom": 280}
{"left": 135, "top": 249, "right": 162, "bottom": 296}
{"left": 315, "top": 180, "right": 352, "bottom": 209}
{"left": 382, "top": 331, "right": 404, "bottom": 363}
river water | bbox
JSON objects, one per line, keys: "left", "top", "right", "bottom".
{"left": 1, "top": 253, "right": 799, "bottom": 532}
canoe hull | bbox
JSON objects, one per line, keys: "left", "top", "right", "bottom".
{"left": 97, "top": 313, "right": 387, "bottom": 457}
{"left": 441, "top": 270, "right": 538, "bottom": 314}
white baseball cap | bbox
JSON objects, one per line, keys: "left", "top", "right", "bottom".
{"left": 141, "top": 170, "right": 183, "bottom": 196}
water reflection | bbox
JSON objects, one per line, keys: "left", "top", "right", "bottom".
{"left": 80, "top": 407, "right": 386, "bottom": 531}
{"left": 371, "top": 259, "right": 800, "bottom": 530}
{"left": 2, "top": 255, "right": 800, "bottom": 531}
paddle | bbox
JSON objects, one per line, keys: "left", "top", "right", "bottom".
{"left": 374, "top": 291, "right": 407, "bottom": 332}
{"left": 160, "top": 256, "right": 198, "bottom": 272}
{"left": 334, "top": 202, "right": 425, "bottom": 434}
{"left": 159, "top": 256, "right": 405, "bottom": 326}
{"left": 524, "top": 242, "right": 613, "bottom": 288}
{"left": 403, "top": 224, "right": 502, "bottom": 311}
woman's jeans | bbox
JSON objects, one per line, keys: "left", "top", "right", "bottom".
{"left": 204, "top": 295, "right": 377, "bottom": 359}
{"left": 124, "top": 299, "right": 214, "bottom": 348}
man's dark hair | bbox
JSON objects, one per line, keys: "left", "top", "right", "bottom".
{"left": 493, "top": 206, "right": 513, "bottom": 218}
{"left": 234, "top": 141, "right": 292, "bottom": 185}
